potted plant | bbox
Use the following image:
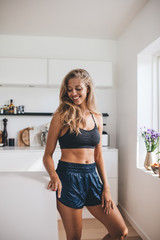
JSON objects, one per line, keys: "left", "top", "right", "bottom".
{"left": 141, "top": 127, "right": 160, "bottom": 170}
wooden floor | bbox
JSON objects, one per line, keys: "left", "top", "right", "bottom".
{"left": 58, "top": 211, "right": 143, "bottom": 240}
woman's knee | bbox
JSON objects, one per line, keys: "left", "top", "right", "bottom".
{"left": 67, "top": 234, "right": 81, "bottom": 240}
{"left": 119, "top": 226, "right": 128, "bottom": 239}
{"left": 66, "top": 230, "right": 82, "bottom": 240}
{"left": 110, "top": 226, "right": 128, "bottom": 240}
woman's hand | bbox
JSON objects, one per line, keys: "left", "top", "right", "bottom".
{"left": 47, "top": 173, "right": 62, "bottom": 198}
{"left": 101, "top": 189, "right": 114, "bottom": 215}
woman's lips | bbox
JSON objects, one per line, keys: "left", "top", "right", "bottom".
{"left": 72, "top": 96, "right": 80, "bottom": 100}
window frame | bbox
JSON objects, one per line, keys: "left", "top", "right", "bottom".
{"left": 152, "top": 53, "right": 160, "bottom": 153}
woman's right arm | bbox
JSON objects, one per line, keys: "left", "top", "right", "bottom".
{"left": 43, "top": 112, "right": 62, "bottom": 198}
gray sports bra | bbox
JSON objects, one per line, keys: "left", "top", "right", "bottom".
{"left": 58, "top": 112, "right": 100, "bottom": 149}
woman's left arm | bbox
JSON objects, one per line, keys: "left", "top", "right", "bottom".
{"left": 94, "top": 113, "right": 114, "bottom": 215}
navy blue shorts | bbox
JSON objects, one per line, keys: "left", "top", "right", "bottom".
{"left": 56, "top": 160, "right": 103, "bottom": 209}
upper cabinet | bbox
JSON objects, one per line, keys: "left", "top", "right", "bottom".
{"left": 0, "top": 58, "right": 47, "bottom": 85}
{"left": 0, "top": 58, "right": 112, "bottom": 87}
{"left": 48, "top": 59, "right": 112, "bottom": 87}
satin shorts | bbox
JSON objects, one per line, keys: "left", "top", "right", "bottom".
{"left": 56, "top": 160, "right": 103, "bottom": 209}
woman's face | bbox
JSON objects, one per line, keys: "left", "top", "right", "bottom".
{"left": 67, "top": 78, "right": 89, "bottom": 106}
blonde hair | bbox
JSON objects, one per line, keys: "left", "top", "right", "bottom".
{"left": 55, "top": 69, "right": 100, "bottom": 135}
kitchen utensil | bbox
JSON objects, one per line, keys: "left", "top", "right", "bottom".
{"left": 18, "top": 127, "right": 33, "bottom": 146}
{"left": 102, "top": 123, "right": 109, "bottom": 146}
{"left": 41, "top": 127, "right": 48, "bottom": 146}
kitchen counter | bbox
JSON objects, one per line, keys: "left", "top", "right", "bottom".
{"left": 0, "top": 171, "right": 58, "bottom": 240}
{"left": 0, "top": 145, "right": 47, "bottom": 151}
{"left": 0, "top": 145, "right": 117, "bottom": 151}
{"left": 0, "top": 146, "right": 119, "bottom": 226}
{"left": 0, "top": 146, "right": 118, "bottom": 172}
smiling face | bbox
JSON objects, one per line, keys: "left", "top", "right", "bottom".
{"left": 67, "top": 78, "right": 89, "bottom": 107}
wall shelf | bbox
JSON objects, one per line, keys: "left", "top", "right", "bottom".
{"left": 0, "top": 112, "right": 109, "bottom": 117}
{"left": 0, "top": 112, "right": 53, "bottom": 116}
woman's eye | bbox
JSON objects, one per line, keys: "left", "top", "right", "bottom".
{"left": 67, "top": 88, "right": 82, "bottom": 92}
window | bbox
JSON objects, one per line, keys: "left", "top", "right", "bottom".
{"left": 137, "top": 38, "right": 160, "bottom": 168}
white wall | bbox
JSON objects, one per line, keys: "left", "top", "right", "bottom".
{"left": 117, "top": 0, "right": 160, "bottom": 239}
{"left": 0, "top": 35, "right": 117, "bottom": 147}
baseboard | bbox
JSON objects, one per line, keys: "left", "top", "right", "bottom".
{"left": 118, "top": 203, "right": 150, "bottom": 240}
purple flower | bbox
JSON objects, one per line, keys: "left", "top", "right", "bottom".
{"left": 147, "top": 129, "right": 152, "bottom": 133}
{"left": 151, "top": 134, "right": 156, "bottom": 138}
{"left": 141, "top": 126, "right": 160, "bottom": 152}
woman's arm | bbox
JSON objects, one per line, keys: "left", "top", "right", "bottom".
{"left": 94, "top": 114, "right": 114, "bottom": 215}
{"left": 43, "top": 112, "right": 62, "bottom": 198}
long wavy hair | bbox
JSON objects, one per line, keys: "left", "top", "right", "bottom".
{"left": 55, "top": 69, "right": 100, "bottom": 135}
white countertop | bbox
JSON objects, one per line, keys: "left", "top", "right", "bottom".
{"left": 0, "top": 145, "right": 118, "bottom": 152}
{"left": 0, "top": 145, "right": 118, "bottom": 172}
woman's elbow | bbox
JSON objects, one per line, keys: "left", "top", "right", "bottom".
{"left": 43, "top": 153, "right": 50, "bottom": 166}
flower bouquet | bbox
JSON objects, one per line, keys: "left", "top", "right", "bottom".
{"left": 141, "top": 127, "right": 160, "bottom": 170}
{"left": 141, "top": 127, "right": 160, "bottom": 152}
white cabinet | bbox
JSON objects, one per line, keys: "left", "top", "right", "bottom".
{"left": 48, "top": 59, "right": 112, "bottom": 87}
{"left": 0, "top": 151, "right": 45, "bottom": 171}
{"left": 0, "top": 58, "right": 112, "bottom": 87}
{"left": 0, "top": 172, "right": 58, "bottom": 240}
{"left": 103, "top": 150, "right": 118, "bottom": 205}
{"left": 0, "top": 58, "right": 47, "bottom": 85}
{"left": 0, "top": 147, "right": 118, "bottom": 205}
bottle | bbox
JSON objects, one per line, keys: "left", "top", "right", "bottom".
{"left": 9, "top": 99, "right": 14, "bottom": 114}
{"left": 0, "top": 107, "right": 3, "bottom": 114}
{"left": 2, "top": 118, "right": 8, "bottom": 146}
{"left": 7, "top": 105, "right": 10, "bottom": 114}
{"left": 3, "top": 105, "right": 7, "bottom": 114}
{"left": 14, "top": 105, "right": 17, "bottom": 114}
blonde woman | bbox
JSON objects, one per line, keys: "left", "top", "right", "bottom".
{"left": 43, "top": 69, "right": 128, "bottom": 240}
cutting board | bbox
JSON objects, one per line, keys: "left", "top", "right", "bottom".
{"left": 18, "top": 128, "right": 33, "bottom": 146}
{"left": 0, "top": 131, "right": 2, "bottom": 143}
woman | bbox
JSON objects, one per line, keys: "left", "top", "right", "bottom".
{"left": 43, "top": 69, "right": 128, "bottom": 240}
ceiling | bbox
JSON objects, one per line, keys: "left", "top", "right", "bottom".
{"left": 0, "top": 0, "right": 149, "bottom": 40}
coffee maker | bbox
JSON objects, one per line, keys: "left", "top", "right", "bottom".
{"left": 102, "top": 113, "right": 109, "bottom": 147}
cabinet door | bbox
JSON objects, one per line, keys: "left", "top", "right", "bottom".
{"left": 108, "top": 178, "right": 118, "bottom": 205}
{"left": 48, "top": 59, "right": 112, "bottom": 87}
{"left": 103, "top": 150, "right": 118, "bottom": 178}
{"left": 0, "top": 58, "right": 47, "bottom": 85}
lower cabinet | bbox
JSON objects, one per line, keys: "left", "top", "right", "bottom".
{"left": 0, "top": 147, "right": 118, "bottom": 236}
{"left": 0, "top": 147, "right": 118, "bottom": 205}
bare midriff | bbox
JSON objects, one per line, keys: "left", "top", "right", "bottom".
{"left": 60, "top": 148, "right": 95, "bottom": 164}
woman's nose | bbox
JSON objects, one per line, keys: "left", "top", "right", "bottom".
{"left": 71, "top": 89, "right": 77, "bottom": 95}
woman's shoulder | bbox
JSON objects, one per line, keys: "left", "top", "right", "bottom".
{"left": 91, "top": 112, "right": 103, "bottom": 126}
{"left": 52, "top": 111, "right": 61, "bottom": 120}
{"left": 50, "top": 111, "right": 62, "bottom": 128}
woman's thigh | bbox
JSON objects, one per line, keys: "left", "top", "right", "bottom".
{"left": 86, "top": 202, "right": 128, "bottom": 239}
{"left": 57, "top": 199, "right": 83, "bottom": 240}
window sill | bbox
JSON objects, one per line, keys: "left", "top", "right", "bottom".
{"left": 137, "top": 167, "right": 160, "bottom": 180}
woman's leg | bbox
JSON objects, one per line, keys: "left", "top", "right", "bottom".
{"left": 57, "top": 199, "right": 83, "bottom": 240}
{"left": 86, "top": 202, "right": 128, "bottom": 240}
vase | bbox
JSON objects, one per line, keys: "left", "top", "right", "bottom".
{"left": 144, "top": 151, "right": 155, "bottom": 170}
